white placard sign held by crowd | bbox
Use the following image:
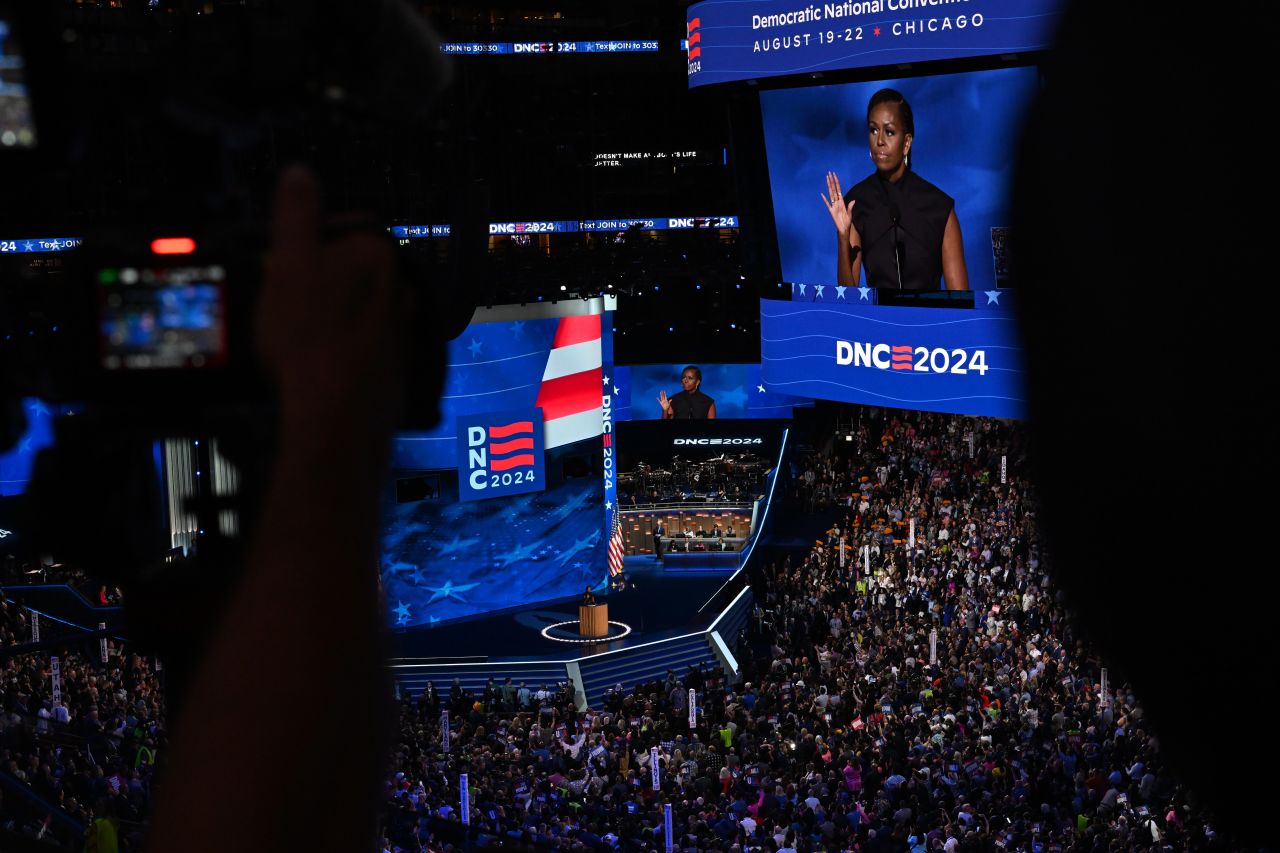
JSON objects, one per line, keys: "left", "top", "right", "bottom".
{"left": 688, "top": 688, "right": 696, "bottom": 729}
{"left": 1001, "top": 455, "right": 1007, "bottom": 484}
{"left": 930, "top": 629, "right": 938, "bottom": 665}
{"left": 51, "top": 656, "right": 61, "bottom": 707}
{"left": 442, "top": 710, "right": 450, "bottom": 752}
{"left": 99, "top": 622, "right": 108, "bottom": 663}
{"left": 460, "top": 773, "right": 470, "bottom": 825}
{"left": 650, "top": 746, "right": 660, "bottom": 790}
{"left": 31, "top": 613, "right": 39, "bottom": 643}
{"left": 664, "top": 802, "right": 674, "bottom": 852}
{"left": 1100, "top": 668, "right": 1109, "bottom": 709}
{"left": 909, "top": 518, "right": 916, "bottom": 548}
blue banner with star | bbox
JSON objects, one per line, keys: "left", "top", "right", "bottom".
{"left": 601, "top": 312, "right": 619, "bottom": 543}
{"left": 759, "top": 295, "right": 1025, "bottom": 418}
{"left": 392, "top": 318, "right": 561, "bottom": 471}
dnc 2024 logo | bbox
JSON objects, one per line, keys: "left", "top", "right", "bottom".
{"left": 456, "top": 408, "right": 546, "bottom": 502}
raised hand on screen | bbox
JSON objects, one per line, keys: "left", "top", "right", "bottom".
{"left": 821, "top": 170, "right": 856, "bottom": 238}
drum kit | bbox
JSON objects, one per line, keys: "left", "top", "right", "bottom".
{"left": 619, "top": 452, "right": 767, "bottom": 504}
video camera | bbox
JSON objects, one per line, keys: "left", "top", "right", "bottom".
{"left": 0, "top": 0, "right": 472, "bottom": 430}
{"left": 0, "top": 0, "right": 476, "bottom": 656}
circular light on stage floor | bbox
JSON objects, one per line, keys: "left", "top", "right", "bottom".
{"left": 540, "top": 620, "right": 633, "bottom": 643}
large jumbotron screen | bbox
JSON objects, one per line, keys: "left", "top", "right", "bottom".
{"left": 755, "top": 67, "right": 1035, "bottom": 418}
{"left": 760, "top": 66, "right": 1038, "bottom": 291}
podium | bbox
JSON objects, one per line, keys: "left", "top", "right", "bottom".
{"left": 579, "top": 603, "right": 608, "bottom": 638}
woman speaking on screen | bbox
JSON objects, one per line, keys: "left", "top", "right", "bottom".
{"left": 821, "top": 88, "right": 970, "bottom": 291}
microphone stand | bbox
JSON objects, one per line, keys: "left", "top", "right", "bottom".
{"left": 889, "top": 203, "right": 904, "bottom": 289}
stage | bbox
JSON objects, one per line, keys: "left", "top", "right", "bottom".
{"left": 388, "top": 563, "right": 755, "bottom": 707}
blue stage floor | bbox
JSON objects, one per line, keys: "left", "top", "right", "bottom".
{"left": 389, "top": 566, "right": 737, "bottom": 662}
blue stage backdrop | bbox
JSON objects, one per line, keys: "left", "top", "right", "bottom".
{"left": 383, "top": 308, "right": 611, "bottom": 629}
{"left": 612, "top": 364, "right": 812, "bottom": 421}
{"left": 381, "top": 456, "right": 608, "bottom": 629}
{"left": 760, "top": 66, "right": 1039, "bottom": 291}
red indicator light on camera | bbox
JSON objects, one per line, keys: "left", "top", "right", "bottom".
{"left": 150, "top": 237, "right": 197, "bottom": 255}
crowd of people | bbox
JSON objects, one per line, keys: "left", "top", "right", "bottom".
{"left": 376, "top": 408, "right": 1228, "bottom": 853}
{"left": 0, "top": 593, "right": 162, "bottom": 850}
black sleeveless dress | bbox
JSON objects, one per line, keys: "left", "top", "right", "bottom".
{"left": 668, "top": 389, "right": 714, "bottom": 419}
{"left": 844, "top": 169, "right": 954, "bottom": 291}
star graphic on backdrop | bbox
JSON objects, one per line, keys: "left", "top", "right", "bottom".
{"left": 555, "top": 531, "right": 601, "bottom": 568}
{"left": 28, "top": 401, "right": 49, "bottom": 417}
{"left": 424, "top": 580, "right": 480, "bottom": 604}
{"left": 602, "top": 375, "right": 610, "bottom": 386}
{"left": 984, "top": 290, "right": 1002, "bottom": 305}
{"left": 495, "top": 541, "right": 543, "bottom": 568}
{"left": 573, "top": 562, "right": 584, "bottom": 569}
{"left": 814, "top": 285, "right": 825, "bottom": 300}
{"left": 510, "top": 321, "right": 525, "bottom": 335}
{"left": 436, "top": 534, "right": 481, "bottom": 556}
{"left": 439, "top": 500, "right": 471, "bottom": 522}
{"left": 605, "top": 500, "right": 613, "bottom": 510}
{"left": 858, "top": 286, "right": 871, "bottom": 301}
{"left": 613, "top": 386, "right": 621, "bottom": 396}
{"left": 467, "top": 338, "right": 484, "bottom": 358}
{"left": 836, "top": 286, "right": 848, "bottom": 300}
{"left": 797, "top": 283, "right": 807, "bottom": 296}
{"left": 19, "top": 438, "right": 32, "bottom": 454}
{"left": 546, "top": 488, "right": 592, "bottom": 523}
{"left": 873, "top": 26, "right": 881, "bottom": 36}
{"left": 408, "top": 566, "right": 428, "bottom": 586}
{"left": 22, "top": 242, "right": 33, "bottom": 252}
{"left": 393, "top": 600, "right": 411, "bottom": 622}
{"left": 757, "top": 384, "right": 767, "bottom": 394}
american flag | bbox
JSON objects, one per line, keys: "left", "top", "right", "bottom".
{"left": 607, "top": 512, "right": 626, "bottom": 577}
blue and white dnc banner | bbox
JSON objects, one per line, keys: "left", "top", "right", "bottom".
{"left": 456, "top": 408, "right": 547, "bottom": 501}
{"left": 760, "top": 295, "right": 1025, "bottom": 418}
